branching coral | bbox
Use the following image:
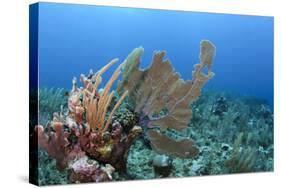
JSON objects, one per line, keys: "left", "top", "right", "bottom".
{"left": 118, "top": 40, "right": 216, "bottom": 158}
{"left": 69, "top": 59, "right": 128, "bottom": 132}
{"left": 35, "top": 58, "right": 142, "bottom": 183}
{"left": 35, "top": 120, "right": 85, "bottom": 170}
{"left": 35, "top": 41, "right": 215, "bottom": 184}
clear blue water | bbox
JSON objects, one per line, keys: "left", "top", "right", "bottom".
{"left": 37, "top": 2, "right": 274, "bottom": 109}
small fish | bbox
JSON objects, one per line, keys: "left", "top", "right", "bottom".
{"left": 64, "top": 91, "right": 69, "bottom": 97}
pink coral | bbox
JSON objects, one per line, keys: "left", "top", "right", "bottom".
{"left": 68, "top": 156, "right": 115, "bottom": 183}
{"left": 35, "top": 58, "right": 142, "bottom": 182}
{"left": 35, "top": 121, "right": 85, "bottom": 170}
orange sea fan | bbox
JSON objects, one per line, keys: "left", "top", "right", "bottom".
{"left": 117, "top": 40, "right": 216, "bottom": 158}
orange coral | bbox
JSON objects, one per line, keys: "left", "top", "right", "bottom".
{"left": 147, "top": 130, "right": 198, "bottom": 158}
{"left": 118, "top": 40, "right": 216, "bottom": 158}
{"left": 69, "top": 59, "right": 128, "bottom": 133}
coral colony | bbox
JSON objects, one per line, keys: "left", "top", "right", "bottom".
{"left": 117, "top": 41, "right": 215, "bottom": 158}
{"left": 34, "top": 40, "right": 215, "bottom": 183}
{"left": 34, "top": 40, "right": 273, "bottom": 184}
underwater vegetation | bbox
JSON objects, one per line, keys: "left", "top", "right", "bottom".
{"left": 125, "top": 91, "right": 273, "bottom": 179}
{"left": 32, "top": 40, "right": 273, "bottom": 185}
{"left": 117, "top": 40, "right": 215, "bottom": 158}
{"left": 39, "top": 87, "right": 67, "bottom": 126}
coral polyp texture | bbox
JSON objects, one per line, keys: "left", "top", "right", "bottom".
{"left": 118, "top": 40, "right": 215, "bottom": 158}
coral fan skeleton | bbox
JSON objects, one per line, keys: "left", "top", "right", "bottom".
{"left": 35, "top": 40, "right": 216, "bottom": 183}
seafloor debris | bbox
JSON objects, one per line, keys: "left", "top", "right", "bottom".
{"left": 118, "top": 40, "right": 216, "bottom": 158}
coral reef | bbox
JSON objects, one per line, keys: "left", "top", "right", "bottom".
{"left": 126, "top": 91, "right": 273, "bottom": 179}
{"left": 37, "top": 149, "right": 68, "bottom": 185}
{"left": 118, "top": 40, "right": 216, "bottom": 158}
{"left": 33, "top": 42, "right": 273, "bottom": 185}
{"left": 111, "top": 103, "right": 139, "bottom": 133}
{"left": 68, "top": 156, "right": 115, "bottom": 183}
{"left": 35, "top": 59, "right": 142, "bottom": 183}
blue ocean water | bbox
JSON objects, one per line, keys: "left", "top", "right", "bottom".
{"left": 37, "top": 2, "right": 273, "bottom": 109}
